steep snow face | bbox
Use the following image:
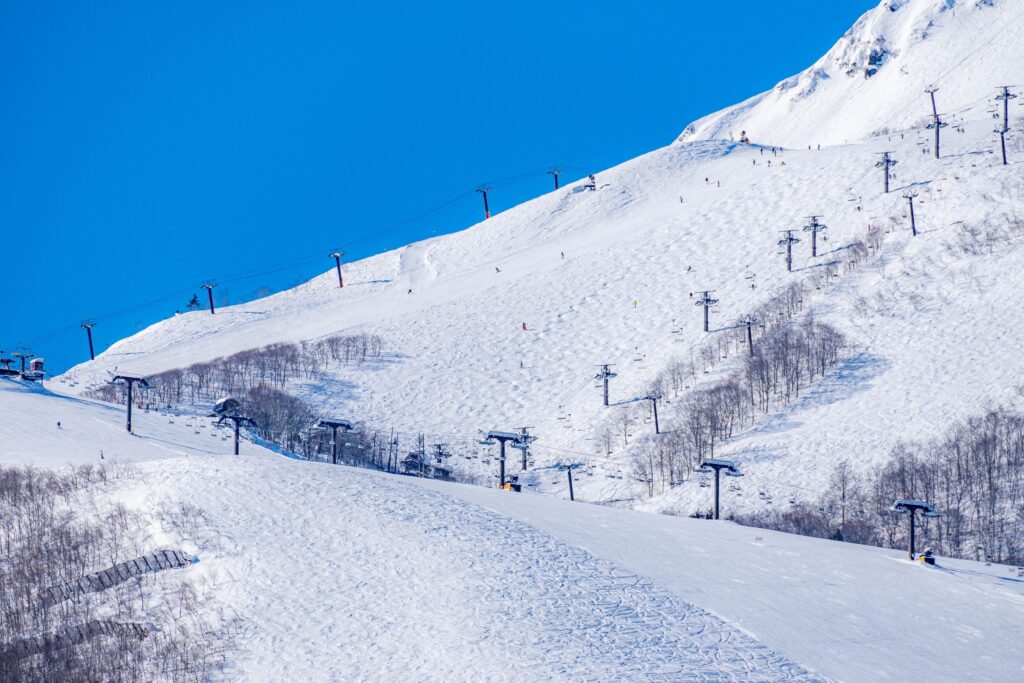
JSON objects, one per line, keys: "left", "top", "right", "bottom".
{"left": 680, "top": 0, "right": 1023, "bottom": 147}
{"left": 0, "top": 379, "right": 274, "bottom": 466}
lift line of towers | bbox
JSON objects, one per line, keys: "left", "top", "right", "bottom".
{"left": 31, "top": 86, "right": 1010, "bottom": 370}
{"left": 99, "top": 362, "right": 940, "bottom": 559}
{"left": 16, "top": 86, "right": 1013, "bottom": 550}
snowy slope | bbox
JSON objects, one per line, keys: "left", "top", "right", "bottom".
{"left": 427, "top": 477, "right": 1024, "bottom": 683}
{"left": 0, "top": 378, "right": 272, "bottom": 467}
{"left": 680, "top": 0, "right": 1024, "bottom": 147}
{"left": 4, "top": 378, "right": 1023, "bottom": 682}
{"left": 52, "top": 0, "right": 1024, "bottom": 514}
{"left": 55, "top": 122, "right": 1024, "bottom": 510}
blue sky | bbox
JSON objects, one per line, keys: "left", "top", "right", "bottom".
{"left": 0, "top": 1, "right": 874, "bottom": 372}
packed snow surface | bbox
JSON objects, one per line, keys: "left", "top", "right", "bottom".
{"left": 4, "top": 378, "right": 1024, "bottom": 682}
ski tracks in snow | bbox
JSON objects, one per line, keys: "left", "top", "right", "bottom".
{"left": 141, "top": 457, "right": 820, "bottom": 682}
{"left": 370, "top": 480, "right": 820, "bottom": 682}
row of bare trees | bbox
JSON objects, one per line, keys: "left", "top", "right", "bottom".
{"left": 86, "top": 333, "right": 383, "bottom": 409}
{"left": 622, "top": 269, "right": 857, "bottom": 497}
{"left": 622, "top": 226, "right": 885, "bottom": 498}
{"left": 946, "top": 211, "right": 1024, "bottom": 257}
{"left": 82, "top": 334, "right": 386, "bottom": 466}
{"left": 630, "top": 316, "right": 847, "bottom": 497}
{"left": 80, "top": 332, "right": 491, "bottom": 481}
{"left": 736, "top": 406, "right": 1024, "bottom": 565}
{"left": 1, "top": 464, "right": 237, "bottom": 681}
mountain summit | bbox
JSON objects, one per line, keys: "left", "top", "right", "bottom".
{"left": 680, "top": 0, "right": 1021, "bottom": 147}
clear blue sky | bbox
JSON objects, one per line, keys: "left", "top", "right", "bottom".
{"left": 0, "top": 1, "right": 874, "bottom": 373}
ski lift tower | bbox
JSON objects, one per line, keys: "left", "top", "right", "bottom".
{"left": 511, "top": 427, "right": 536, "bottom": 471}
{"left": 201, "top": 283, "right": 217, "bottom": 314}
{"left": 329, "top": 251, "right": 345, "bottom": 288}
{"left": 111, "top": 374, "right": 150, "bottom": 433}
{"left": 925, "top": 86, "right": 947, "bottom": 159}
{"left": 903, "top": 191, "right": 920, "bottom": 237}
{"left": 476, "top": 185, "right": 492, "bottom": 220}
{"left": 697, "top": 458, "right": 743, "bottom": 520}
{"left": 560, "top": 460, "right": 585, "bottom": 501}
{"left": 995, "top": 86, "right": 1017, "bottom": 165}
{"left": 876, "top": 152, "right": 897, "bottom": 194}
{"left": 690, "top": 290, "right": 718, "bottom": 332}
{"left": 210, "top": 396, "right": 257, "bottom": 455}
{"left": 777, "top": 231, "right": 801, "bottom": 272}
{"left": 81, "top": 321, "right": 97, "bottom": 360}
{"left": 595, "top": 364, "right": 618, "bottom": 407}
{"left": 802, "top": 216, "right": 828, "bottom": 258}
{"left": 319, "top": 418, "right": 356, "bottom": 465}
{"left": 547, "top": 166, "right": 563, "bottom": 190}
{"left": 892, "top": 499, "right": 941, "bottom": 560}
{"left": 11, "top": 350, "right": 33, "bottom": 376}
{"left": 743, "top": 316, "right": 758, "bottom": 356}
{"left": 644, "top": 393, "right": 662, "bottom": 434}
{"left": 479, "top": 430, "right": 526, "bottom": 488}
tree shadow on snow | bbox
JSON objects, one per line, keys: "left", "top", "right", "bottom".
{"left": 739, "top": 351, "right": 890, "bottom": 439}
{"left": 890, "top": 180, "right": 932, "bottom": 194}
{"left": 793, "top": 259, "right": 840, "bottom": 273}
{"left": 298, "top": 377, "right": 359, "bottom": 401}
{"left": 608, "top": 395, "right": 652, "bottom": 408}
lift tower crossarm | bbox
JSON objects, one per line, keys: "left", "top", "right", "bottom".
{"left": 893, "top": 499, "right": 940, "bottom": 560}
{"left": 697, "top": 459, "right": 743, "bottom": 520}
{"left": 319, "top": 419, "right": 356, "bottom": 464}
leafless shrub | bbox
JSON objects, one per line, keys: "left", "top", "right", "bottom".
{"left": 0, "top": 465, "right": 238, "bottom": 681}
{"left": 86, "top": 333, "right": 385, "bottom": 410}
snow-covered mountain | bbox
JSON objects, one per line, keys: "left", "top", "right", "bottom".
{"left": 4, "top": 378, "right": 1022, "bottom": 682}
{"left": 54, "top": 0, "right": 1024, "bottom": 514}
{"left": 10, "top": 4, "right": 1024, "bottom": 679}
{"left": 680, "top": 0, "right": 1023, "bottom": 147}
